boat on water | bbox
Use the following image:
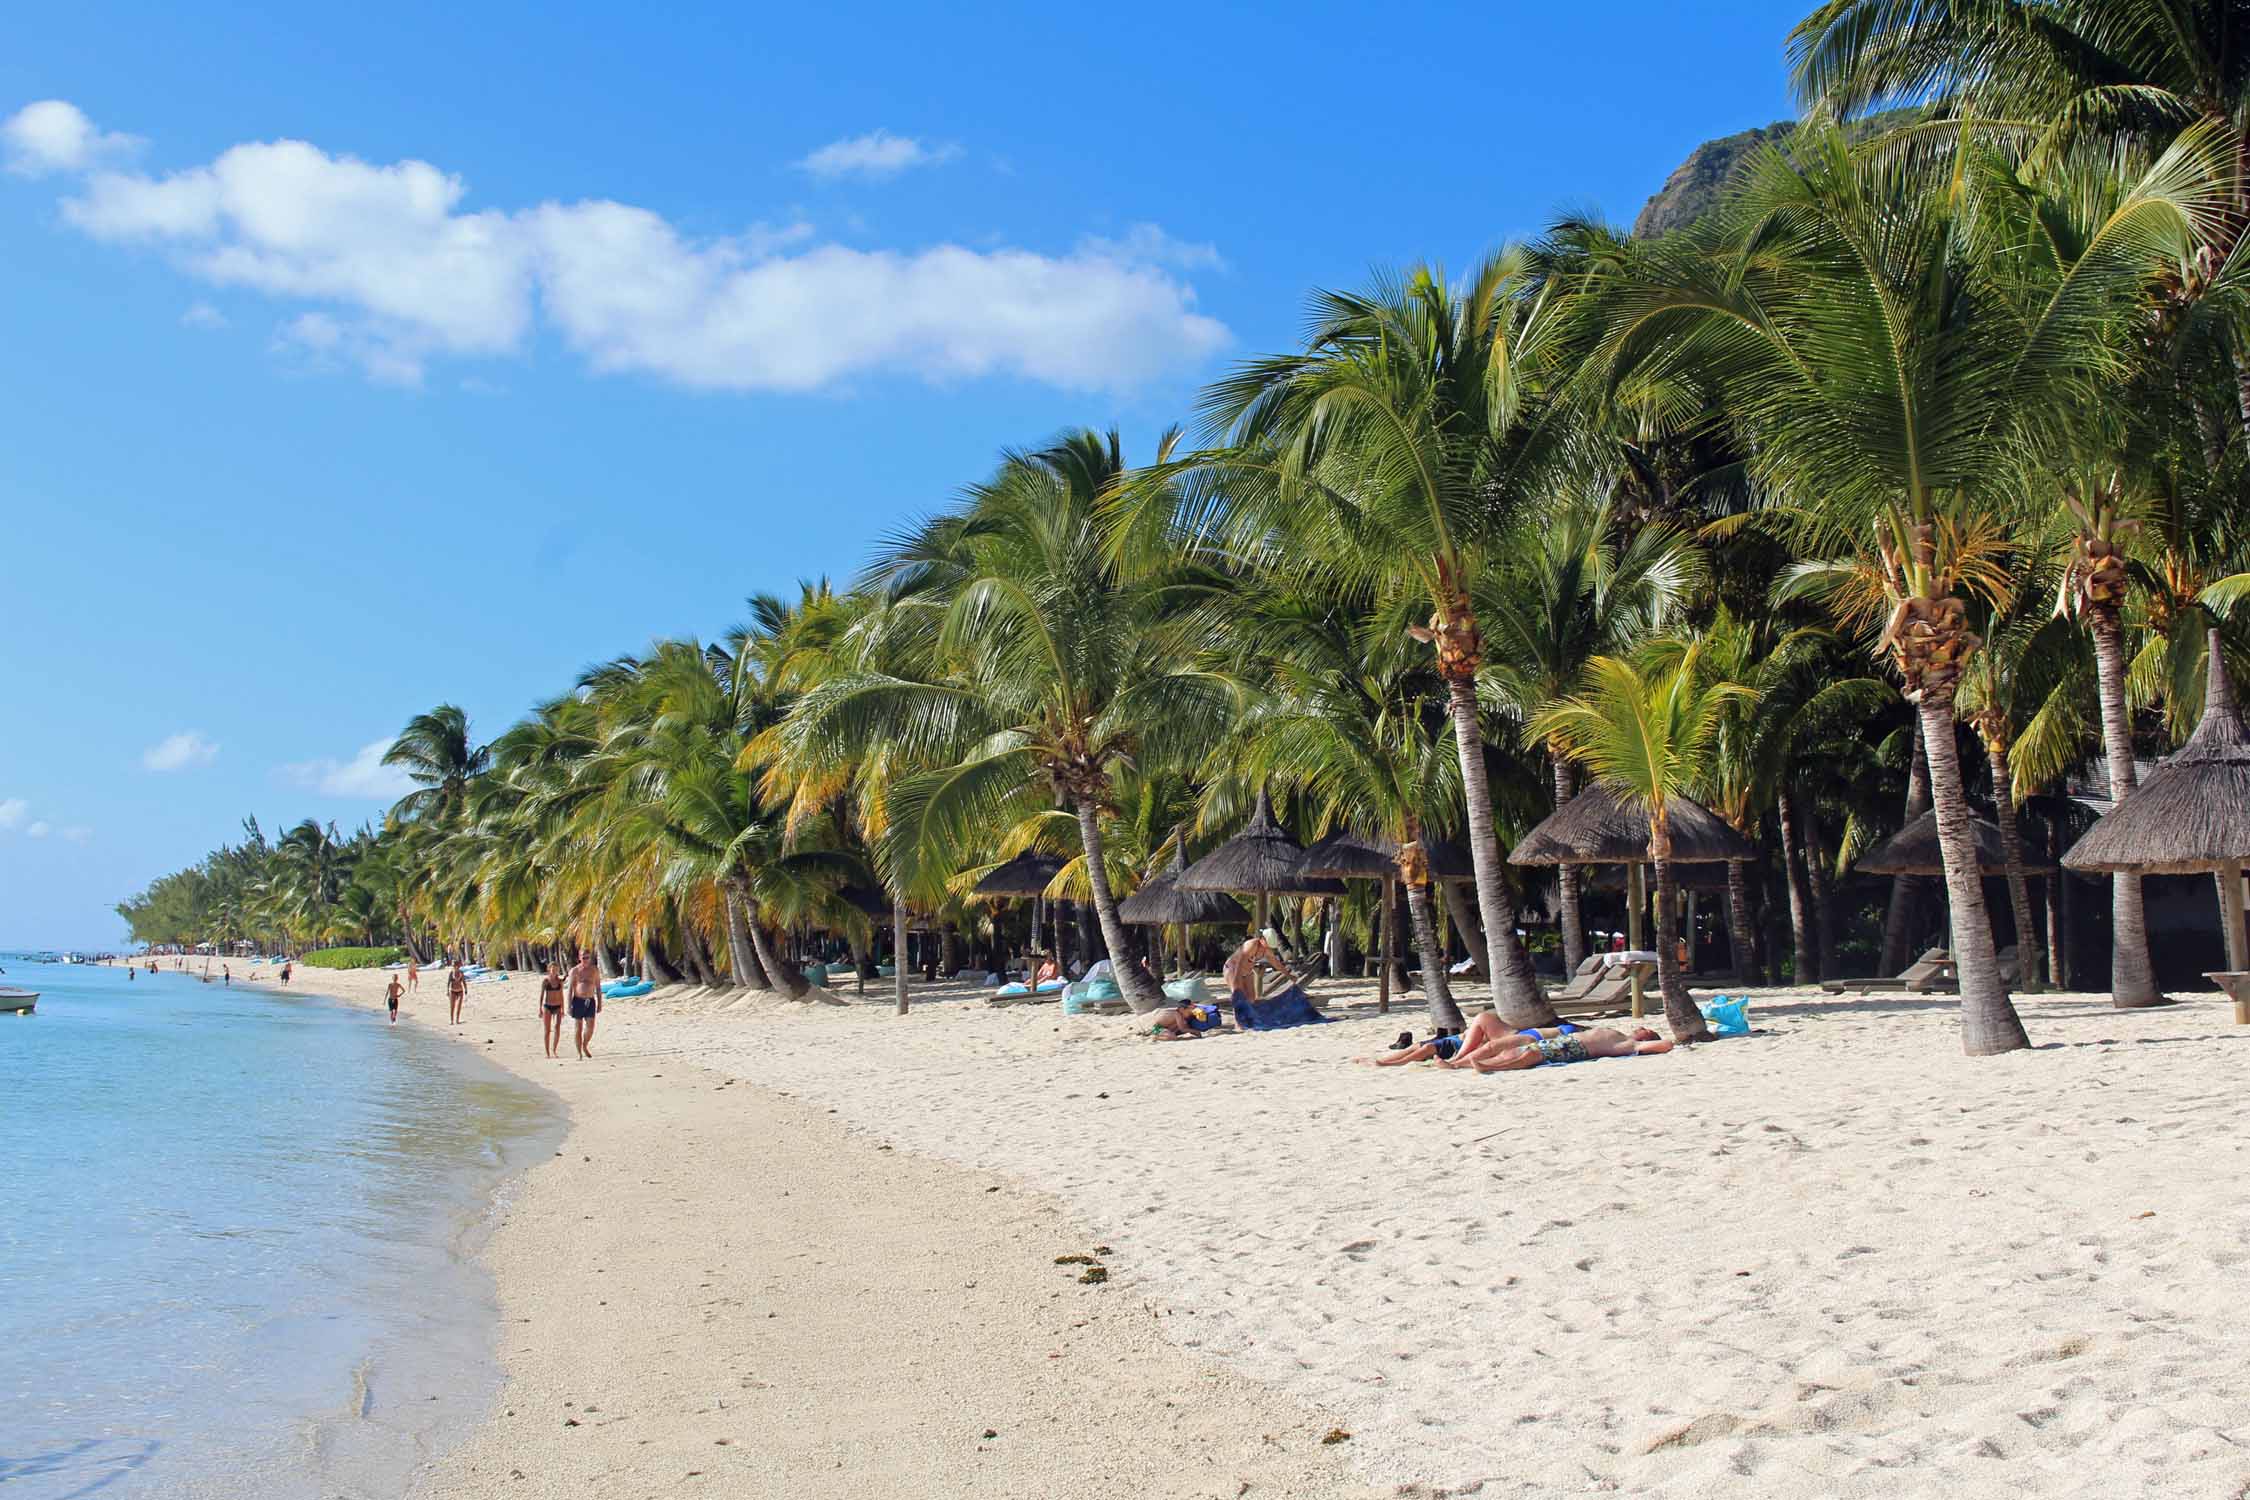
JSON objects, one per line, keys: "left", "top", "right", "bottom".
{"left": 0, "top": 988, "right": 38, "bottom": 1014}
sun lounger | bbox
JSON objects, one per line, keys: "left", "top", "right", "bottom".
{"left": 1821, "top": 946, "right": 1951, "bottom": 994}
{"left": 1551, "top": 960, "right": 1657, "bottom": 1019}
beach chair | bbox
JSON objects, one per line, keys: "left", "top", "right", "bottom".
{"left": 1543, "top": 954, "right": 1611, "bottom": 1005}
{"left": 1551, "top": 960, "right": 1657, "bottom": 1019}
{"left": 1821, "top": 946, "right": 1951, "bottom": 994}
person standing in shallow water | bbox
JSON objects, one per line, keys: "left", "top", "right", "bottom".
{"left": 446, "top": 962, "right": 467, "bottom": 1026}
{"left": 538, "top": 962, "right": 566, "bottom": 1059}
{"left": 385, "top": 974, "right": 403, "bottom": 1026}
{"left": 565, "top": 951, "right": 602, "bottom": 1059}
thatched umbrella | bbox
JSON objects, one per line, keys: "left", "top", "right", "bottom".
{"left": 1855, "top": 808, "right": 2055, "bottom": 877}
{"left": 1177, "top": 789, "right": 1344, "bottom": 998}
{"left": 1119, "top": 843, "right": 1247, "bottom": 979}
{"left": 1299, "top": 829, "right": 1399, "bottom": 1011}
{"left": 969, "top": 850, "right": 1067, "bottom": 971}
{"left": 1509, "top": 784, "right": 1755, "bottom": 1013}
{"left": 2065, "top": 641, "right": 2250, "bottom": 1013}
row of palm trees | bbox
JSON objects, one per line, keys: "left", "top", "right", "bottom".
{"left": 119, "top": 1, "right": 2250, "bottom": 1055}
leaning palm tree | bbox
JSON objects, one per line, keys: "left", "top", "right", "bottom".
{"left": 1529, "top": 641, "right": 1752, "bottom": 1043}
{"left": 1589, "top": 126, "right": 2223, "bottom": 1047}
{"left": 1114, "top": 255, "right": 1572, "bottom": 1028}
{"left": 782, "top": 430, "right": 1235, "bottom": 1013}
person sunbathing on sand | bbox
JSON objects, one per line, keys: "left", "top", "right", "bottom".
{"left": 1456, "top": 1024, "right": 1672, "bottom": 1072}
{"left": 1436, "top": 1011, "right": 1649, "bottom": 1069}
{"left": 1356, "top": 1029, "right": 1467, "bottom": 1065}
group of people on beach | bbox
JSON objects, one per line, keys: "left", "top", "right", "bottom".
{"left": 1141, "top": 934, "right": 1675, "bottom": 1074}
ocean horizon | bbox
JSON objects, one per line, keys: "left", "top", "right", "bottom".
{"left": 0, "top": 958, "right": 561, "bottom": 1499}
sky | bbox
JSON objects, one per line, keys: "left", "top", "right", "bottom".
{"left": 0, "top": 0, "right": 1806, "bottom": 948}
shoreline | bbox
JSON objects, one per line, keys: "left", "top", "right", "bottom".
{"left": 272, "top": 963, "right": 1380, "bottom": 1499}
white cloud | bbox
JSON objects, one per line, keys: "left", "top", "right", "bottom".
{"left": 181, "top": 300, "right": 226, "bottom": 329}
{"left": 142, "top": 730, "right": 219, "bottom": 771}
{"left": 283, "top": 739, "right": 416, "bottom": 800}
{"left": 794, "top": 130, "right": 960, "bottom": 180}
{"left": 2, "top": 99, "right": 141, "bottom": 177}
{"left": 21, "top": 102, "right": 1227, "bottom": 392}
{"left": 26, "top": 821, "right": 49, "bottom": 838}
{"left": 0, "top": 798, "right": 26, "bottom": 830}
{"left": 1080, "top": 223, "right": 1227, "bottom": 272}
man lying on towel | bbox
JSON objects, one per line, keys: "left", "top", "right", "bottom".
{"left": 1435, "top": 1013, "right": 1672, "bottom": 1071}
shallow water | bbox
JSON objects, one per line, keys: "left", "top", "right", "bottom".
{"left": 0, "top": 958, "right": 560, "bottom": 1499}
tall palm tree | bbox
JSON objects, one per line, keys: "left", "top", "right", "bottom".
{"left": 383, "top": 705, "right": 492, "bottom": 826}
{"left": 783, "top": 430, "right": 1234, "bottom": 1013}
{"left": 1118, "top": 256, "right": 1572, "bottom": 1027}
{"left": 1588, "top": 127, "right": 2215, "bottom": 1047}
{"left": 1530, "top": 641, "right": 1752, "bottom": 1042}
{"left": 1483, "top": 493, "right": 1703, "bottom": 975}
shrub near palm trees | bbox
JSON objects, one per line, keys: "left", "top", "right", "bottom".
{"left": 1124, "top": 256, "right": 1572, "bottom": 1028}
{"left": 1531, "top": 641, "right": 1751, "bottom": 1043}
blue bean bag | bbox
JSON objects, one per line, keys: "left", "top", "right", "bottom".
{"left": 601, "top": 977, "right": 654, "bottom": 998}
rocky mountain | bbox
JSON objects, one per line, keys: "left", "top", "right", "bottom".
{"left": 1633, "top": 110, "right": 1919, "bottom": 238}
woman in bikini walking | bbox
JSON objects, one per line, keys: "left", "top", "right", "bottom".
{"left": 538, "top": 961, "right": 566, "bottom": 1059}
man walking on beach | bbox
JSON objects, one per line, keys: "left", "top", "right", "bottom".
{"left": 447, "top": 961, "right": 468, "bottom": 1026}
{"left": 566, "top": 950, "right": 602, "bottom": 1059}
{"left": 385, "top": 974, "right": 403, "bottom": 1025}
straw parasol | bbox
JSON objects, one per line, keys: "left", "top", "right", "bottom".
{"left": 1509, "top": 784, "right": 1754, "bottom": 1015}
{"left": 1119, "top": 844, "right": 1248, "bottom": 926}
{"left": 1508, "top": 783, "right": 1756, "bottom": 867}
{"left": 971, "top": 850, "right": 1067, "bottom": 897}
{"left": 1854, "top": 808, "right": 2054, "bottom": 877}
{"left": 2065, "top": 641, "right": 2250, "bottom": 1003}
{"left": 1177, "top": 789, "right": 1343, "bottom": 998}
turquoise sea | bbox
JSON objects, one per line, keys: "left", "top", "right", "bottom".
{"left": 0, "top": 958, "right": 560, "bottom": 1498}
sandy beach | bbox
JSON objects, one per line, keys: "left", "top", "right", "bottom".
{"left": 263, "top": 961, "right": 2250, "bottom": 1497}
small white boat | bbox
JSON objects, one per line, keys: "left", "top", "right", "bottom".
{"left": 0, "top": 988, "right": 37, "bottom": 1014}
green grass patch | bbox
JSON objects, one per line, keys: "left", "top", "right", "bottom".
{"left": 299, "top": 946, "right": 404, "bottom": 970}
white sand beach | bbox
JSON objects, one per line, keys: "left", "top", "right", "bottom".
{"left": 276, "top": 963, "right": 2250, "bottom": 1497}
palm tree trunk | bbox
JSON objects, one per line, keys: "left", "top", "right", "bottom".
{"left": 1776, "top": 787, "right": 1816, "bottom": 985}
{"left": 742, "top": 900, "right": 810, "bottom": 999}
{"left": 1917, "top": 698, "right": 2030, "bottom": 1055}
{"left": 643, "top": 939, "right": 683, "bottom": 987}
{"left": 1880, "top": 717, "right": 1933, "bottom": 972}
{"left": 940, "top": 921, "right": 959, "bottom": 977}
{"left": 1652, "top": 852, "right": 1711, "bottom": 1043}
{"left": 1551, "top": 758, "right": 1585, "bottom": 975}
{"left": 678, "top": 923, "right": 718, "bottom": 988}
{"left": 1986, "top": 743, "right": 2044, "bottom": 991}
{"left": 1802, "top": 802, "right": 1840, "bottom": 982}
{"left": 1724, "top": 859, "right": 1756, "bottom": 982}
{"left": 1402, "top": 879, "right": 1463, "bottom": 1030}
{"left": 1074, "top": 798, "right": 1162, "bottom": 1012}
{"left": 894, "top": 897, "right": 910, "bottom": 1014}
{"left": 1439, "top": 879, "right": 1490, "bottom": 979}
{"left": 1443, "top": 677, "right": 1556, "bottom": 1027}
{"left": 2087, "top": 608, "right": 2163, "bottom": 1006}
{"left": 723, "top": 885, "right": 771, "bottom": 990}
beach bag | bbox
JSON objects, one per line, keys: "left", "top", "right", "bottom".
{"left": 1697, "top": 994, "right": 1751, "bottom": 1037}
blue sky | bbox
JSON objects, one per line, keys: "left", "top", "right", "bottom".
{"left": 0, "top": 0, "right": 1804, "bottom": 947}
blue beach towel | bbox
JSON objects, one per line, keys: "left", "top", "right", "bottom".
{"left": 1230, "top": 984, "right": 1333, "bottom": 1031}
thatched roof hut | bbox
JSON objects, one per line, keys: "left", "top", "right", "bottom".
{"left": 1177, "top": 790, "right": 1346, "bottom": 897}
{"left": 1297, "top": 829, "right": 1393, "bottom": 880}
{"left": 1118, "top": 844, "right": 1249, "bottom": 926}
{"left": 970, "top": 850, "right": 1067, "bottom": 898}
{"left": 1508, "top": 784, "right": 1755, "bottom": 866}
{"left": 1855, "top": 808, "right": 2055, "bottom": 877}
{"left": 2065, "top": 647, "right": 2250, "bottom": 878}
{"left": 837, "top": 882, "right": 893, "bottom": 920}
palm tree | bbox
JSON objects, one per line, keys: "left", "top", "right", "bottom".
{"left": 1482, "top": 494, "right": 1703, "bottom": 976}
{"left": 1530, "top": 641, "right": 1752, "bottom": 1042}
{"left": 383, "top": 705, "right": 491, "bottom": 825}
{"left": 783, "top": 430, "right": 1233, "bottom": 1013}
{"left": 1119, "top": 256, "right": 1572, "bottom": 1028}
{"left": 1587, "top": 127, "right": 2213, "bottom": 1048}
